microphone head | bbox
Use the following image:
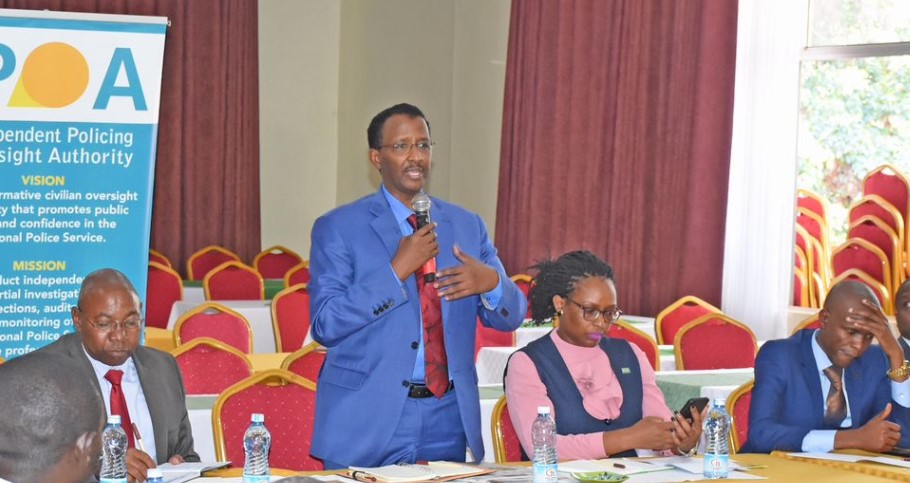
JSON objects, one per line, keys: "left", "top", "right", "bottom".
{"left": 411, "top": 191, "right": 431, "bottom": 212}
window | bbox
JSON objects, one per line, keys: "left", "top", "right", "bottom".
{"left": 797, "top": 0, "right": 910, "bottom": 244}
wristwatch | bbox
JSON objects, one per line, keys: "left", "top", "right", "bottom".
{"left": 677, "top": 445, "right": 697, "bottom": 457}
{"left": 887, "top": 360, "right": 910, "bottom": 382}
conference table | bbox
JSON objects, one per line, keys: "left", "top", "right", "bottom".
{"left": 192, "top": 451, "right": 910, "bottom": 481}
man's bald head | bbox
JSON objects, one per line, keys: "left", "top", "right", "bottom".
{"left": 77, "top": 268, "right": 139, "bottom": 310}
{"left": 0, "top": 351, "right": 104, "bottom": 482}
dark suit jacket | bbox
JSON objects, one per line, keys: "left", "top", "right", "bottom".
{"left": 38, "top": 333, "right": 199, "bottom": 463}
{"left": 741, "top": 329, "right": 910, "bottom": 453}
{"left": 308, "top": 190, "right": 526, "bottom": 466}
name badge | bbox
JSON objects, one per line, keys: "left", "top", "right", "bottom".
{"left": 621, "top": 367, "right": 631, "bottom": 374}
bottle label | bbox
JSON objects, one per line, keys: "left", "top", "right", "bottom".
{"left": 532, "top": 463, "right": 558, "bottom": 483}
{"left": 100, "top": 479, "right": 127, "bottom": 483}
{"left": 242, "top": 475, "right": 271, "bottom": 483}
{"left": 703, "top": 453, "right": 729, "bottom": 476}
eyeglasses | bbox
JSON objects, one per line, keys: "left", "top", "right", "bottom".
{"left": 378, "top": 141, "right": 435, "bottom": 154}
{"left": 77, "top": 308, "right": 142, "bottom": 333}
{"left": 565, "top": 297, "right": 622, "bottom": 324}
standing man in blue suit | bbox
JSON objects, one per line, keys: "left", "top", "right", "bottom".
{"left": 742, "top": 280, "right": 910, "bottom": 453}
{"left": 309, "top": 103, "right": 527, "bottom": 468}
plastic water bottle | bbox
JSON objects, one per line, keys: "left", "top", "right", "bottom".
{"left": 531, "top": 406, "right": 558, "bottom": 483}
{"left": 242, "top": 413, "right": 271, "bottom": 483}
{"left": 99, "top": 415, "right": 128, "bottom": 483}
{"left": 703, "top": 399, "right": 730, "bottom": 479}
{"left": 146, "top": 468, "right": 164, "bottom": 483}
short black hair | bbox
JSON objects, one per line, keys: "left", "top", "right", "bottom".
{"left": 367, "top": 103, "right": 430, "bottom": 149}
{"left": 0, "top": 352, "right": 104, "bottom": 480}
{"left": 528, "top": 250, "right": 615, "bottom": 323}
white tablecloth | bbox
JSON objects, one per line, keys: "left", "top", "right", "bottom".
{"left": 168, "top": 300, "right": 278, "bottom": 353}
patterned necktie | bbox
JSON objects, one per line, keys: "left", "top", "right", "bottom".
{"left": 407, "top": 214, "right": 448, "bottom": 397}
{"left": 105, "top": 369, "right": 135, "bottom": 447}
{"left": 823, "top": 365, "right": 846, "bottom": 427}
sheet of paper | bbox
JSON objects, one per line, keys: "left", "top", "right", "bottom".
{"left": 558, "top": 459, "right": 667, "bottom": 475}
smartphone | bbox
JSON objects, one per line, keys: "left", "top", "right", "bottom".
{"left": 678, "top": 397, "right": 710, "bottom": 422}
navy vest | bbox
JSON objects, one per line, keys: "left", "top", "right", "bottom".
{"left": 505, "top": 332, "right": 643, "bottom": 459}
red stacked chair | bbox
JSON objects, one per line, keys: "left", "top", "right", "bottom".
{"left": 204, "top": 261, "right": 264, "bottom": 301}
{"left": 172, "top": 337, "right": 253, "bottom": 395}
{"left": 186, "top": 245, "right": 241, "bottom": 281}
{"left": 213, "top": 370, "right": 322, "bottom": 470}
{"left": 271, "top": 284, "right": 311, "bottom": 353}
{"left": 253, "top": 245, "right": 304, "bottom": 279}
{"left": 674, "top": 314, "right": 757, "bottom": 370}
{"left": 146, "top": 262, "right": 183, "bottom": 329}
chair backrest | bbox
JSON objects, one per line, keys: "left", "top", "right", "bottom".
{"left": 280, "top": 342, "right": 326, "bottom": 383}
{"left": 831, "top": 238, "right": 892, "bottom": 295}
{"left": 213, "top": 369, "right": 321, "bottom": 471}
{"left": 790, "top": 313, "right": 821, "bottom": 335}
{"left": 173, "top": 302, "right": 253, "bottom": 353}
{"left": 510, "top": 274, "right": 534, "bottom": 319}
{"left": 186, "top": 245, "right": 241, "bottom": 281}
{"left": 796, "top": 189, "right": 827, "bottom": 221}
{"left": 793, "top": 268, "right": 810, "bottom": 308}
{"left": 271, "top": 283, "right": 311, "bottom": 352}
{"left": 283, "top": 261, "right": 311, "bottom": 288}
{"left": 830, "top": 268, "right": 894, "bottom": 315}
{"left": 149, "top": 248, "right": 173, "bottom": 268}
{"left": 491, "top": 395, "right": 523, "bottom": 463}
{"left": 726, "top": 379, "right": 754, "bottom": 454}
{"left": 795, "top": 224, "right": 829, "bottom": 296}
{"left": 204, "top": 261, "right": 265, "bottom": 301}
{"left": 848, "top": 215, "right": 903, "bottom": 290}
{"left": 253, "top": 245, "right": 304, "bottom": 280}
{"left": 654, "top": 295, "right": 721, "bottom": 345}
{"left": 146, "top": 262, "right": 184, "bottom": 329}
{"left": 674, "top": 313, "right": 757, "bottom": 370}
{"left": 848, "top": 194, "right": 906, "bottom": 261}
{"left": 796, "top": 207, "right": 830, "bottom": 261}
{"left": 474, "top": 317, "right": 516, "bottom": 359}
{"left": 606, "top": 320, "right": 660, "bottom": 371}
{"left": 171, "top": 337, "right": 253, "bottom": 395}
{"left": 863, "top": 164, "right": 910, "bottom": 228}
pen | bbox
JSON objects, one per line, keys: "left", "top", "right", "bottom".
{"left": 132, "top": 422, "right": 147, "bottom": 453}
{"left": 613, "top": 463, "right": 626, "bottom": 469}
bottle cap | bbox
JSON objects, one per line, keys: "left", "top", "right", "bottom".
{"left": 537, "top": 406, "right": 551, "bottom": 415}
{"left": 251, "top": 413, "right": 265, "bottom": 423}
{"left": 147, "top": 468, "right": 163, "bottom": 478}
{"left": 107, "top": 415, "right": 121, "bottom": 425}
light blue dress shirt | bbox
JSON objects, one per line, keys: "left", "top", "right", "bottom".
{"left": 380, "top": 185, "right": 504, "bottom": 383}
{"left": 801, "top": 330, "right": 910, "bottom": 452}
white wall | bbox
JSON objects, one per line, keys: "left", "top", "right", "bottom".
{"left": 258, "top": 0, "right": 511, "bottom": 257}
{"left": 258, "top": 0, "right": 341, "bottom": 257}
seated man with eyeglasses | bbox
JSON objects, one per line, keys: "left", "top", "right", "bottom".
{"left": 36, "top": 268, "right": 198, "bottom": 482}
{"left": 504, "top": 251, "right": 704, "bottom": 460}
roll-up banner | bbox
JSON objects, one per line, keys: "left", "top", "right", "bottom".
{"left": 0, "top": 9, "right": 167, "bottom": 359}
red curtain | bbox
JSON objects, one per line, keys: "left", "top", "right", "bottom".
{"left": 496, "top": 0, "right": 737, "bottom": 316}
{"left": 0, "top": 0, "right": 261, "bottom": 276}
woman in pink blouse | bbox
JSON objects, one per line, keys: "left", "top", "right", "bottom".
{"left": 504, "top": 250, "right": 703, "bottom": 460}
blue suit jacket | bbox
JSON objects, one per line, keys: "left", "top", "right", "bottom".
{"left": 741, "top": 329, "right": 910, "bottom": 453}
{"left": 308, "top": 190, "right": 526, "bottom": 466}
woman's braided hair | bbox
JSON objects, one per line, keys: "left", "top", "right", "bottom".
{"left": 528, "top": 250, "right": 614, "bottom": 323}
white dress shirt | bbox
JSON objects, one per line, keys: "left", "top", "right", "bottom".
{"left": 82, "top": 345, "right": 158, "bottom": 462}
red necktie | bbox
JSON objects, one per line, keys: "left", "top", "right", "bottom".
{"left": 407, "top": 214, "right": 449, "bottom": 397}
{"left": 823, "top": 365, "right": 846, "bottom": 427}
{"left": 105, "top": 369, "right": 135, "bottom": 447}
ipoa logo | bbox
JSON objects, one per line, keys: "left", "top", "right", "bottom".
{"left": 0, "top": 42, "right": 147, "bottom": 110}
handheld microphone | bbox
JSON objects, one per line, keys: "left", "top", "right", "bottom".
{"left": 411, "top": 191, "right": 437, "bottom": 282}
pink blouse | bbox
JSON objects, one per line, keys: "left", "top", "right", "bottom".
{"left": 503, "top": 329, "right": 672, "bottom": 460}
